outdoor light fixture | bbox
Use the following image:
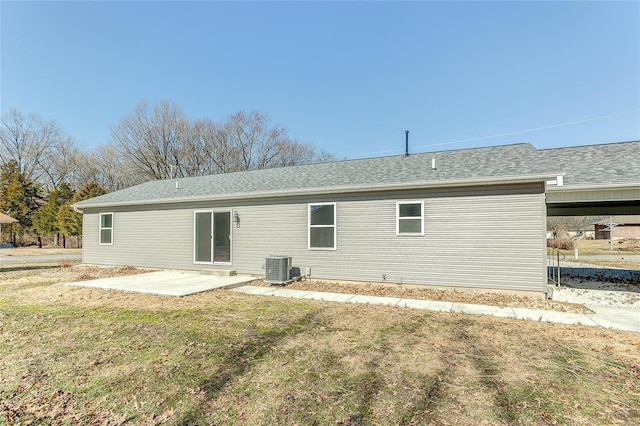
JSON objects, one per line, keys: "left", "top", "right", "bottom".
{"left": 234, "top": 211, "right": 240, "bottom": 227}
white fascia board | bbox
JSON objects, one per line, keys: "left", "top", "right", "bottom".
{"left": 546, "top": 182, "right": 640, "bottom": 192}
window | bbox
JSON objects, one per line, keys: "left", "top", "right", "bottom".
{"left": 308, "top": 203, "right": 336, "bottom": 249}
{"left": 397, "top": 202, "right": 423, "bottom": 235}
{"left": 99, "top": 213, "right": 113, "bottom": 245}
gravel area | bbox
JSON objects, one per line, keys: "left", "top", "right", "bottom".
{"left": 551, "top": 261, "right": 640, "bottom": 309}
{"left": 553, "top": 285, "right": 640, "bottom": 309}
{"left": 553, "top": 278, "right": 640, "bottom": 309}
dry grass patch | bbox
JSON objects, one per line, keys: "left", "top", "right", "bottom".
{"left": 1, "top": 266, "right": 639, "bottom": 425}
{"left": 253, "top": 278, "right": 591, "bottom": 313}
{"left": 571, "top": 239, "right": 640, "bottom": 255}
{"left": 566, "top": 259, "right": 640, "bottom": 271}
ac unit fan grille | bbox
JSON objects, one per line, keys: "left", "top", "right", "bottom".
{"left": 265, "top": 255, "right": 291, "bottom": 284}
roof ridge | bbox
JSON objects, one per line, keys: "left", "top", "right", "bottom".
{"left": 538, "top": 140, "right": 640, "bottom": 152}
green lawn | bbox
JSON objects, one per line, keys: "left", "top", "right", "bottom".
{"left": 1, "top": 266, "right": 639, "bottom": 425}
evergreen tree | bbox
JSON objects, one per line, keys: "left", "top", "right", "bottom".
{"left": 32, "top": 182, "right": 74, "bottom": 247}
{"left": 57, "top": 182, "right": 106, "bottom": 247}
{"left": 0, "top": 160, "right": 41, "bottom": 245}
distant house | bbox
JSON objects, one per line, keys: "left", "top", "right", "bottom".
{"left": 73, "top": 140, "right": 640, "bottom": 297}
{"left": 0, "top": 213, "right": 18, "bottom": 246}
{"left": 0, "top": 213, "right": 18, "bottom": 224}
{"left": 594, "top": 216, "right": 640, "bottom": 240}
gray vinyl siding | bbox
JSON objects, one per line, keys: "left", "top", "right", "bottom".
{"left": 82, "top": 182, "right": 547, "bottom": 293}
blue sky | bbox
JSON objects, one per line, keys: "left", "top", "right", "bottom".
{"left": 2, "top": 1, "right": 639, "bottom": 159}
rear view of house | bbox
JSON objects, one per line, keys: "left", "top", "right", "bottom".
{"left": 75, "top": 143, "right": 562, "bottom": 295}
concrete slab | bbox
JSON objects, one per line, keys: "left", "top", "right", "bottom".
{"left": 397, "top": 299, "right": 453, "bottom": 312}
{"left": 66, "top": 270, "right": 255, "bottom": 296}
{"left": 57, "top": 269, "right": 638, "bottom": 333}
{"left": 451, "top": 303, "right": 516, "bottom": 319}
{"left": 511, "top": 307, "right": 599, "bottom": 327}
{"left": 585, "top": 305, "right": 640, "bottom": 332}
{"left": 232, "top": 285, "right": 275, "bottom": 295}
{"left": 262, "top": 288, "right": 316, "bottom": 298}
{"left": 299, "top": 291, "right": 355, "bottom": 302}
{"left": 348, "top": 295, "right": 401, "bottom": 306}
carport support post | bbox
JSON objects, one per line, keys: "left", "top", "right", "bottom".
{"left": 609, "top": 216, "right": 614, "bottom": 251}
{"left": 557, "top": 250, "right": 561, "bottom": 286}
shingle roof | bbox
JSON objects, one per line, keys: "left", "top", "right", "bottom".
{"left": 540, "top": 140, "right": 640, "bottom": 187}
{"left": 74, "top": 140, "right": 640, "bottom": 209}
{"left": 0, "top": 213, "right": 18, "bottom": 223}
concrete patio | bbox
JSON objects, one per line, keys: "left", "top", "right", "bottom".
{"left": 65, "top": 270, "right": 639, "bottom": 333}
{"left": 66, "top": 270, "right": 256, "bottom": 296}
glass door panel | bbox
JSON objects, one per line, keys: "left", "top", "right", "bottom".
{"left": 213, "top": 212, "right": 231, "bottom": 263}
{"left": 195, "top": 211, "right": 212, "bottom": 263}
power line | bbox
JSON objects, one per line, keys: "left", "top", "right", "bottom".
{"left": 349, "top": 111, "right": 635, "bottom": 158}
{"left": 414, "top": 112, "right": 633, "bottom": 151}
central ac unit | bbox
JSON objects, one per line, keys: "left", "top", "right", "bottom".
{"left": 265, "top": 255, "right": 292, "bottom": 284}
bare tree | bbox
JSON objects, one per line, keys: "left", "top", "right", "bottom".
{"left": 111, "top": 100, "right": 191, "bottom": 180}
{"left": 0, "top": 109, "right": 74, "bottom": 188}
{"left": 108, "top": 101, "right": 337, "bottom": 184}
{"left": 41, "top": 136, "right": 79, "bottom": 190}
{"left": 547, "top": 216, "right": 602, "bottom": 239}
{"left": 216, "top": 111, "right": 335, "bottom": 171}
{"left": 69, "top": 145, "right": 144, "bottom": 192}
{"left": 220, "top": 111, "right": 284, "bottom": 171}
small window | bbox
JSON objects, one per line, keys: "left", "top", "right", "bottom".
{"left": 397, "top": 202, "right": 423, "bottom": 235}
{"left": 99, "top": 213, "right": 113, "bottom": 245}
{"left": 309, "top": 203, "right": 336, "bottom": 250}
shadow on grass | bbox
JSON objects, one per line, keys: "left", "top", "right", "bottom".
{"left": 452, "top": 322, "right": 528, "bottom": 424}
{"left": 341, "top": 366, "right": 383, "bottom": 424}
{"left": 399, "top": 369, "right": 449, "bottom": 425}
{"left": 176, "top": 309, "right": 324, "bottom": 425}
{"left": 0, "top": 264, "right": 59, "bottom": 273}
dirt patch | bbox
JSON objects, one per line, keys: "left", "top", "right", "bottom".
{"left": 41, "top": 264, "right": 152, "bottom": 282}
{"left": 251, "top": 278, "right": 591, "bottom": 313}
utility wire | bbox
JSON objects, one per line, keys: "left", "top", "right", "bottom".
{"left": 349, "top": 111, "right": 634, "bottom": 158}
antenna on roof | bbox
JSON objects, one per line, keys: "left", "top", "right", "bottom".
{"left": 405, "top": 130, "right": 409, "bottom": 157}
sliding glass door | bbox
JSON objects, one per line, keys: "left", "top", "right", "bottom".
{"left": 194, "top": 211, "right": 231, "bottom": 264}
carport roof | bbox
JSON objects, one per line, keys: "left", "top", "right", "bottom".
{"left": 541, "top": 140, "right": 640, "bottom": 187}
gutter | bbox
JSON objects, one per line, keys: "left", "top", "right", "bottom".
{"left": 546, "top": 182, "right": 640, "bottom": 192}
{"left": 73, "top": 172, "right": 562, "bottom": 210}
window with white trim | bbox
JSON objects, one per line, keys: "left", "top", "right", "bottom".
{"left": 308, "top": 203, "right": 336, "bottom": 249}
{"left": 99, "top": 213, "right": 113, "bottom": 245}
{"left": 396, "top": 202, "right": 424, "bottom": 235}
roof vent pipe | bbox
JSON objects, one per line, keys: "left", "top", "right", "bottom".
{"left": 431, "top": 158, "right": 436, "bottom": 170}
{"left": 405, "top": 130, "right": 409, "bottom": 157}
